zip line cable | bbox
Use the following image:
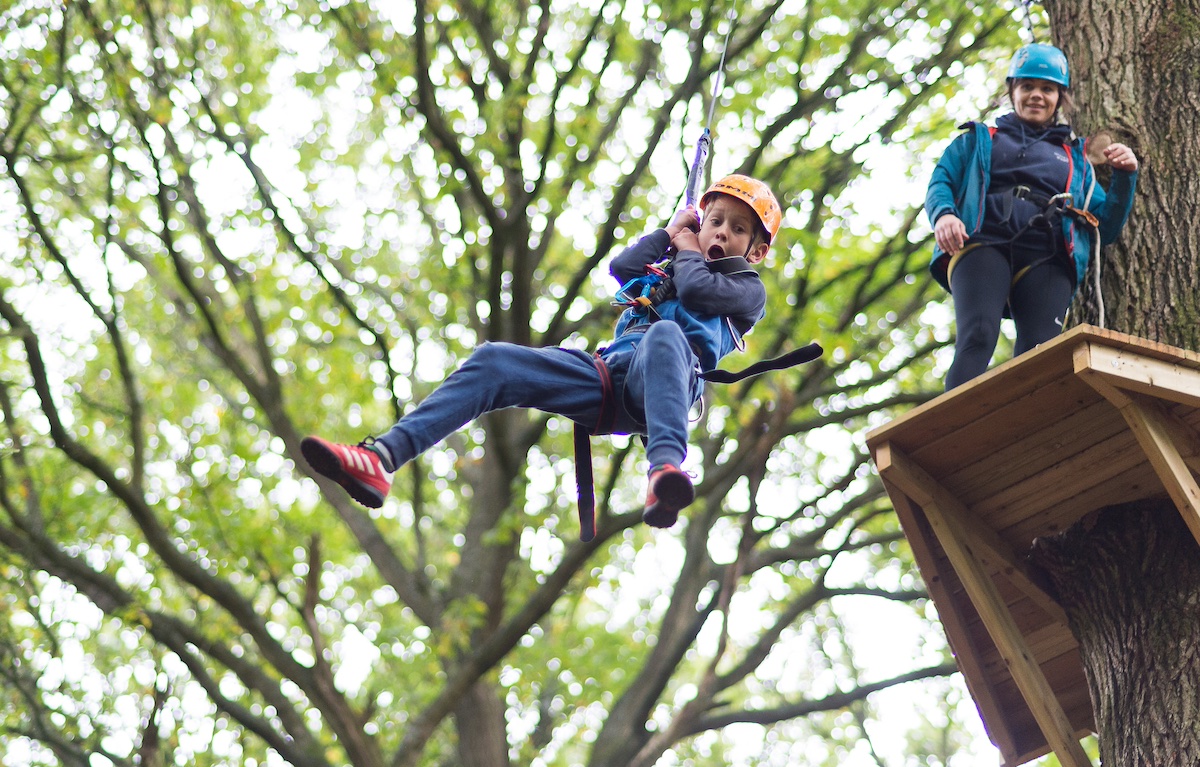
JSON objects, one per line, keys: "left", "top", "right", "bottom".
{"left": 684, "top": 6, "right": 738, "bottom": 208}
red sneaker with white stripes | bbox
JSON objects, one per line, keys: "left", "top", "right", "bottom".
{"left": 300, "top": 436, "right": 392, "bottom": 509}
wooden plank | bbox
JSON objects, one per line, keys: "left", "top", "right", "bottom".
{"left": 940, "top": 400, "right": 1127, "bottom": 504}
{"left": 967, "top": 619, "right": 1079, "bottom": 679}
{"left": 1076, "top": 340, "right": 1200, "bottom": 409}
{"left": 1076, "top": 345, "right": 1200, "bottom": 545}
{"left": 994, "top": 649, "right": 1096, "bottom": 767}
{"left": 969, "top": 427, "right": 1146, "bottom": 533}
{"left": 939, "top": 570, "right": 1069, "bottom": 640}
{"left": 908, "top": 374, "right": 1097, "bottom": 479}
{"left": 876, "top": 444, "right": 1068, "bottom": 626}
{"left": 875, "top": 444, "right": 1093, "bottom": 767}
{"left": 1068, "top": 324, "right": 1200, "bottom": 366}
{"left": 999, "top": 461, "right": 1161, "bottom": 543}
{"left": 865, "top": 325, "right": 1200, "bottom": 454}
{"left": 1076, "top": 357, "right": 1200, "bottom": 477}
{"left": 991, "top": 647, "right": 1094, "bottom": 720}
{"left": 881, "top": 481, "right": 1021, "bottom": 760}
{"left": 866, "top": 327, "right": 1087, "bottom": 452}
{"left": 1102, "top": 394, "right": 1200, "bottom": 547}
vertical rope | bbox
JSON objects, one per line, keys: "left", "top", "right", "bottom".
{"left": 684, "top": 6, "right": 738, "bottom": 207}
{"left": 1020, "top": 0, "right": 1037, "bottom": 41}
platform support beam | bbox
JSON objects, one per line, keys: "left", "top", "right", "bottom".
{"left": 1074, "top": 341, "right": 1200, "bottom": 410}
{"left": 882, "top": 482, "right": 1021, "bottom": 760}
{"left": 875, "top": 443, "right": 1093, "bottom": 767}
{"left": 874, "top": 445, "right": 1067, "bottom": 626}
{"left": 1075, "top": 348, "right": 1200, "bottom": 549}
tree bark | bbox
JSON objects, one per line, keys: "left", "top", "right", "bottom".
{"left": 1028, "top": 0, "right": 1200, "bottom": 761}
{"left": 1030, "top": 499, "right": 1200, "bottom": 765}
{"left": 1050, "top": 0, "right": 1200, "bottom": 341}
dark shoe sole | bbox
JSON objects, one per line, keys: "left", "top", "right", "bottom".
{"left": 642, "top": 471, "right": 695, "bottom": 528}
{"left": 301, "top": 437, "right": 385, "bottom": 509}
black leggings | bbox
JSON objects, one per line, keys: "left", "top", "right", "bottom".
{"left": 945, "top": 245, "right": 1074, "bottom": 390}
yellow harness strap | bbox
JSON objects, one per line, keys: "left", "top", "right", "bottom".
{"left": 945, "top": 243, "right": 981, "bottom": 288}
{"left": 947, "top": 243, "right": 1038, "bottom": 290}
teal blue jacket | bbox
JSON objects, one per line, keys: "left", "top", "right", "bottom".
{"left": 925, "top": 120, "right": 1138, "bottom": 292}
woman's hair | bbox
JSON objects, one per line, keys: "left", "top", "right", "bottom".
{"left": 1007, "top": 78, "right": 1074, "bottom": 124}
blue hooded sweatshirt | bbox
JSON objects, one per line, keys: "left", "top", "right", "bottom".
{"left": 607, "top": 229, "right": 766, "bottom": 372}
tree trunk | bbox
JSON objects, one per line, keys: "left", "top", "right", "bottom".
{"left": 449, "top": 413, "right": 527, "bottom": 767}
{"left": 1030, "top": 499, "right": 1200, "bottom": 765}
{"left": 454, "top": 680, "right": 511, "bottom": 767}
{"left": 1050, "top": 0, "right": 1200, "bottom": 341}
{"left": 1032, "top": 0, "right": 1200, "bottom": 761}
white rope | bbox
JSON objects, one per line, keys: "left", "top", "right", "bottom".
{"left": 1019, "top": 0, "right": 1036, "bottom": 41}
{"left": 1082, "top": 167, "right": 1105, "bottom": 328}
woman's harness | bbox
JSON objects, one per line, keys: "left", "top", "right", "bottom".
{"left": 946, "top": 184, "right": 1100, "bottom": 289}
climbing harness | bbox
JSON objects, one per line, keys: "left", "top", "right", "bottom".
{"left": 1005, "top": 188, "right": 1077, "bottom": 286}
{"left": 612, "top": 249, "right": 766, "bottom": 319}
{"left": 573, "top": 352, "right": 618, "bottom": 542}
{"left": 946, "top": 186, "right": 1096, "bottom": 288}
{"left": 614, "top": 259, "right": 676, "bottom": 319}
{"left": 945, "top": 182, "right": 1105, "bottom": 345}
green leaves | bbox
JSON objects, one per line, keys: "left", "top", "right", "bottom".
{"left": 0, "top": 1, "right": 1029, "bottom": 765}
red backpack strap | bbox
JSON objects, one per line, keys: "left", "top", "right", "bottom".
{"left": 1063, "top": 142, "right": 1074, "bottom": 192}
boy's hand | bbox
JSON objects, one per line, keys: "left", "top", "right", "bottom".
{"left": 671, "top": 226, "right": 701, "bottom": 254}
{"left": 665, "top": 206, "right": 700, "bottom": 238}
{"left": 666, "top": 206, "right": 701, "bottom": 252}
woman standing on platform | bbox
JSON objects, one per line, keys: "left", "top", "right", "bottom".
{"left": 925, "top": 43, "right": 1139, "bottom": 390}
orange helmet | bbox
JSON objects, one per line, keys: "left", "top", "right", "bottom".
{"left": 700, "top": 174, "right": 782, "bottom": 244}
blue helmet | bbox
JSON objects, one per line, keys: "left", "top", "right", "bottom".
{"left": 1007, "top": 44, "right": 1070, "bottom": 88}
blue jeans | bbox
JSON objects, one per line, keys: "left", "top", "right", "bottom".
{"left": 375, "top": 321, "right": 703, "bottom": 471}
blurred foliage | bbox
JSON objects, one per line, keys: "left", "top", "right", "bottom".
{"left": 0, "top": 0, "right": 1027, "bottom": 765}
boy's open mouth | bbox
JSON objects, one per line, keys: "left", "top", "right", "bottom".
{"left": 707, "top": 245, "right": 726, "bottom": 260}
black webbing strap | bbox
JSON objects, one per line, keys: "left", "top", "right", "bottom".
{"left": 573, "top": 427, "right": 597, "bottom": 542}
{"left": 699, "top": 341, "right": 823, "bottom": 384}
{"left": 574, "top": 353, "right": 618, "bottom": 542}
{"left": 573, "top": 342, "right": 824, "bottom": 541}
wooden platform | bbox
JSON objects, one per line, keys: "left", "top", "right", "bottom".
{"left": 866, "top": 325, "right": 1200, "bottom": 767}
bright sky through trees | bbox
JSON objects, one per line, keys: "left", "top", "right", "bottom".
{"left": 0, "top": 1, "right": 1083, "bottom": 765}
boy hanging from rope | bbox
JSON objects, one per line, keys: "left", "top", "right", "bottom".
{"left": 301, "top": 175, "right": 791, "bottom": 534}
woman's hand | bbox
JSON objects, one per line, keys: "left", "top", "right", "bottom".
{"left": 1104, "top": 142, "right": 1139, "bottom": 172}
{"left": 934, "top": 214, "right": 968, "bottom": 256}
